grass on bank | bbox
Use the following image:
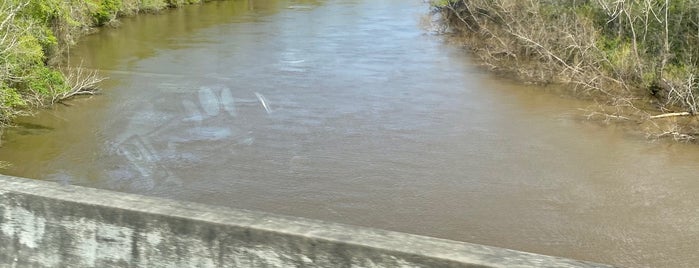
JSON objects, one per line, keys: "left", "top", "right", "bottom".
{"left": 0, "top": 0, "right": 209, "bottom": 128}
{"left": 433, "top": 0, "right": 699, "bottom": 140}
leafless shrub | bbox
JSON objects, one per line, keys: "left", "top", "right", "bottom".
{"left": 438, "top": 0, "right": 622, "bottom": 92}
{"left": 436, "top": 0, "right": 699, "bottom": 140}
{"left": 52, "top": 64, "right": 107, "bottom": 104}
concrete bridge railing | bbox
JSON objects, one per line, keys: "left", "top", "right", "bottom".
{"left": 0, "top": 175, "right": 614, "bottom": 267}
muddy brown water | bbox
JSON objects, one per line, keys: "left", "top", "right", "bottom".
{"left": 1, "top": 0, "right": 698, "bottom": 267}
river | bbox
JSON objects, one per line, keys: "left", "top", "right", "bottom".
{"left": 1, "top": 0, "right": 698, "bottom": 267}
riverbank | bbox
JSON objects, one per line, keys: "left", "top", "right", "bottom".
{"left": 0, "top": 0, "right": 213, "bottom": 128}
{"left": 433, "top": 0, "right": 699, "bottom": 141}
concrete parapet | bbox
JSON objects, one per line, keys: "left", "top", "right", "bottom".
{"left": 0, "top": 175, "right": 614, "bottom": 267}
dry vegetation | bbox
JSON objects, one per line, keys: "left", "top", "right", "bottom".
{"left": 434, "top": 0, "right": 699, "bottom": 141}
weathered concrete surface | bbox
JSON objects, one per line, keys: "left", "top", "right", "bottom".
{"left": 0, "top": 175, "right": 614, "bottom": 267}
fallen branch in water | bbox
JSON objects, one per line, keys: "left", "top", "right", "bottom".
{"left": 649, "top": 112, "right": 692, "bottom": 119}
{"left": 53, "top": 64, "right": 107, "bottom": 104}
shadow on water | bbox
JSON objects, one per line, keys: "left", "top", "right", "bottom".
{"left": 13, "top": 122, "right": 55, "bottom": 134}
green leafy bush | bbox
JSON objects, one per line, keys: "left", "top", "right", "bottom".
{"left": 0, "top": 0, "right": 209, "bottom": 126}
{"left": 90, "top": 0, "right": 123, "bottom": 25}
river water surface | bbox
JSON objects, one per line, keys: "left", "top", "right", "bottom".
{"left": 1, "top": 0, "right": 698, "bottom": 267}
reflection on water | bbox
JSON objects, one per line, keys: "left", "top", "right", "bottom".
{"left": 1, "top": 0, "right": 698, "bottom": 267}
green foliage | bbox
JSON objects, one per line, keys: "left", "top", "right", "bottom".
{"left": 90, "top": 0, "right": 123, "bottom": 25}
{"left": 14, "top": 0, "right": 61, "bottom": 54}
{"left": 0, "top": 83, "right": 26, "bottom": 109}
{"left": 16, "top": 34, "right": 46, "bottom": 65}
{"left": 19, "top": 0, "right": 62, "bottom": 23}
{"left": 26, "top": 66, "right": 68, "bottom": 97}
{"left": 0, "top": 0, "right": 207, "bottom": 125}
{"left": 430, "top": 0, "right": 453, "bottom": 8}
{"left": 139, "top": 0, "right": 169, "bottom": 11}
{"left": 0, "top": 82, "right": 26, "bottom": 123}
{"left": 167, "top": 0, "right": 202, "bottom": 7}
{"left": 664, "top": 64, "right": 692, "bottom": 82}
